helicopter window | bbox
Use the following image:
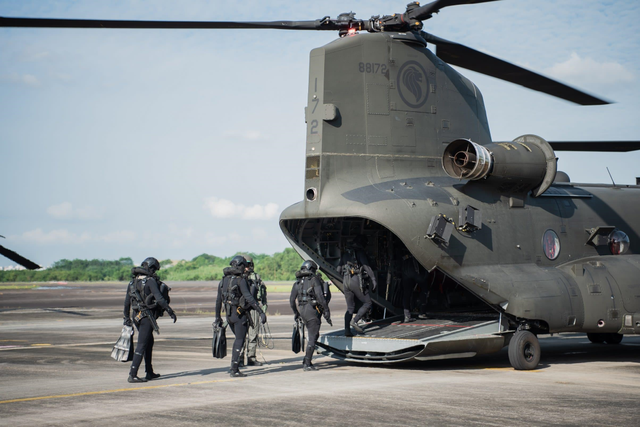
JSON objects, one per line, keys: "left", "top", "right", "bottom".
{"left": 609, "top": 230, "right": 630, "bottom": 255}
{"left": 306, "top": 169, "right": 320, "bottom": 179}
{"left": 306, "top": 156, "right": 320, "bottom": 180}
{"left": 542, "top": 230, "right": 560, "bottom": 260}
{"left": 306, "top": 156, "right": 320, "bottom": 169}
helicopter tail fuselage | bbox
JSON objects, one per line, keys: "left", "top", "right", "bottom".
{"left": 280, "top": 31, "right": 640, "bottom": 364}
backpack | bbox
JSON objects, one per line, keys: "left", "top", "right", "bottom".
{"left": 222, "top": 275, "right": 246, "bottom": 308}
{"left": 296, "top": 276, "right": 317, "bottom": 306}
{"left": 343, "top": 248, "right": 362, "bottom": 276}
{"left": 128, "top": 277, "right": 148, "bottom": 310}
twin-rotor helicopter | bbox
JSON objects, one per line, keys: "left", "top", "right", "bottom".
{"left": 2, "top": 0, "right": 639, "bottom": 369}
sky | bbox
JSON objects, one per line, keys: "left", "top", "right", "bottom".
{"left": 1, "top": 0, "right": 639, "bottom": 267}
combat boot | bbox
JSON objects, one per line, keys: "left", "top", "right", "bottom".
{"left": 145, "top": 372, "right": 161, "bottom": 380}
{"left": 404, "top": 309, "right": 416, "bottom": 323}
{"left": 303, "top": 358, "right": 318, "bottom": 371}
{"left": 345, "top": 313, "right": 354, "bottom": 337}
{"left": 247, "top": 357, "right": 263, "bottom": 366}
{"left": 128, "top": 375, "right": 147, "bottom": 383}
{"left": 230, "top": 370, "right": 247, "bottom": 378}
{"left": 350, "top": 319, "right": 364, "bottom": 334}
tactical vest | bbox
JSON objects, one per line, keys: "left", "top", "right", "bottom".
{"left": 222, "top": 275, "right": 246, "bottom": 308}
{"left": 128, "top": 276, "right": 149, "bottom": 311}
{"left": 296, "top": 276, "right": 317, "bottom": 306}
{"left": 343, "top": 249, "right": 362, "bottom": 276}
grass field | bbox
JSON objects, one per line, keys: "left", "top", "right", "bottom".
{"left": 0, "top": 284, "right": 38, "bottom": 290}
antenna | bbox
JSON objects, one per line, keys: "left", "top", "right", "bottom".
{"left": 606, "top": 167, "right": 616, "bottom": 187}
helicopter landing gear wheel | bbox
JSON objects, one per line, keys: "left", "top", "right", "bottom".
{"left": 508, "top": 330, "right": 540, "bottom": 370}
{"left": 604, "top": 333, "right": 623, "bottom": 344}
{"left": 587, "top": 333, "right": 606, "bottom": 343}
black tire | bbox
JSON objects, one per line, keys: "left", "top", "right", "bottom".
{"left": 587, "top": 333, "right": 606, "bottom": 344}
{"left": 604, "top": 333, "right": 623, "bottom": 345}
{"left": 508, "top": 330, "right": 541, "bottom": 370}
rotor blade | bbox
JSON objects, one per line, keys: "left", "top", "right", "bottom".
{"left": 423, "top": 33, "right": 609, "bottom": 105}
{"left": 548, "top": 141, "right": 640, "bottom": 152}
{"left": 0, "top": 16, "right": 341, "bottom": 31}
{"left": 411, "top": 0, "right": 502, "bottom": 21}
{"left": 0, "top": 245, "right": 41, "bottom": 270}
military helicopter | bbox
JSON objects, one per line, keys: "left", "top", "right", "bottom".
{"left": 3, "top": 0, "right": 639, "bottom": 370}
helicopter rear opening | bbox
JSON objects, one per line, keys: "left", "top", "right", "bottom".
{"left": 280, "top": 216, "right": 497, "bottom": 321}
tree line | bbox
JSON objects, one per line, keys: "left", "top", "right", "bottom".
{"left": 0, "top": 249, "right": 303, "bottom": 282}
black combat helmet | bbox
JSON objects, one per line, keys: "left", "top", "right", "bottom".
{"left": 230, "top": 255, "right": 247, "bottom": 268}
{"left": 141, "top": 257, "right": 160, "bottom": 274}
{"left": 243, "top": 254, "right": 254, "bottom": 271}
{"left": 300, "top": 260, "right": 318, "bottom": 273}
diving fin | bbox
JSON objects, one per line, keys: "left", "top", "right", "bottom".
{"left": 111, "top": 325, "right": 134, "bottom": 362}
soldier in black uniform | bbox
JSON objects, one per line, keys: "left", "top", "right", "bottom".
{"left": 123, "top": 257, "right": 177, "bottom": 383}
{"left": 401, "top": 253, "right": 428, "bottom": 323}
{"left": 215, "top": 255, "right": 267, "bottom": 377}
{"left": 239, "top": 254, "right": 268, "bottom": 367}
{"left": 338, "top": 236, "right": 377, "bottom": 336}
{"left": 290, "top": 260, "right": 332, "bottom": 371}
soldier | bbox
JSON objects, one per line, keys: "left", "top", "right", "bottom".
{"left": 123, "top": 257, "right": 177, "bottom": 383}
{"left": 239, "top": 254, "right": 268, "bottom": 367}
{"left": 400, "top": 253, "right": 428, "bottom": 323}
{"left": 215, "top": 255, "right": 266, "bottom": 377}
{"left": 338, "top": 236, "right": 377, "bottom": 336}
{"left": 290, "top": 260, "right": 332, "bottom": 371}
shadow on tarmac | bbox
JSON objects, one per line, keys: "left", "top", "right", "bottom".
{"left": 152, "top": 356, "right": 346, "bottom": 380}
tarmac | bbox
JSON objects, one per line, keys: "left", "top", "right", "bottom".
{"left": 1, "top": 282, "right": 640, "bottom": 426}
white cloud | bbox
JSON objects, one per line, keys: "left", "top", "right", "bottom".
{"left": 1, "top": 73, "right": 41, "bottom": 87}
{"left": 546, "top": 53, "right": 634, "bottom": 88}
{"left": 46, "top": 202, "right": 104, "bottom": 221}
{"left": 203, "top": 197, "right": 279, "bottom": 220}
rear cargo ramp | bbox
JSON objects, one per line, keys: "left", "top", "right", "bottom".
{"left": 317, "top": 313, "right": 507, "bottom": 364}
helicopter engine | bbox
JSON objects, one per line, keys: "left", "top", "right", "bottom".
{"left": 442, "top": 134, "right": 557, "bottom": 197}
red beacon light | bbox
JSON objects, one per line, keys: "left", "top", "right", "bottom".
{"left": 347, "top": 28, "right": 357, "bottom": 36}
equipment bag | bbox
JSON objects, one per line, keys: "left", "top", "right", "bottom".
{"left": 212, "top": 322, "right": 227, "bottom": 359}
{"left": 292, "top": 318, "right": 301, "bottom": 353}
{"left": 292, "top": 318, "right": 306, "bottom": 354}
{"left": 110, "top": 325, "right": 134, "bottom": 362}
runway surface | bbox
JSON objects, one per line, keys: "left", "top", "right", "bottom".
{"left": 1, "top": 282, "right": 639, "bottom": 426}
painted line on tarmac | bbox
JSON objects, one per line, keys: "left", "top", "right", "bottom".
{"left": 0, "top": 378, "right": 242, "bottom": 405}
{"left": 0, "top": 338, "right": 211, "bottom": 351}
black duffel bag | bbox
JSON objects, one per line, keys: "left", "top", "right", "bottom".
{"left": 292, "top": 318, "right": 305, "bottom": 354}
{"left": 212, "top": 322, "right": 227, "bottom": 359}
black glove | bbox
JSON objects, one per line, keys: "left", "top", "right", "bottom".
{"left": 260, "top": 312, "right": 267, "bottom": 324}
{"left": 167, "top": 308, "right": 177, "bottom": 323}
{"left": 294, "top": 313, "right": 300, "bottom": 322}
{"left": 214, "top": 317, "right": 223, "bottom": 327}
{"left": 323, "top": 312, "right": 332, "bottom": 326}
{"left": 123, "top": 317, "right": 132, "bottom": 327}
